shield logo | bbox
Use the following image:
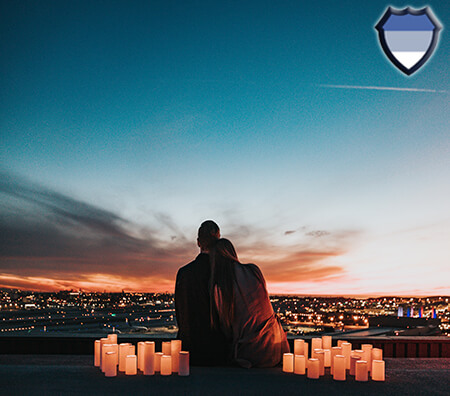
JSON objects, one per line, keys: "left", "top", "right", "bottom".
{"left": 375, "top": 7, "right": 442, "bottom": 75}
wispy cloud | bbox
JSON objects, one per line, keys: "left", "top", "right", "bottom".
{"left": 319, "top": 84, "right": 447, "bottom": 94}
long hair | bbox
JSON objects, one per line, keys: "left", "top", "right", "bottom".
{"left": 209, "top": 238, "right": 239, "bottom": 331}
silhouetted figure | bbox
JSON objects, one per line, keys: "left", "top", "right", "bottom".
{"left": 175, "top": 221, "right": 228, "bottom": 365}
{"left": 210, "top": 238, "right": 289, "bottom": 368}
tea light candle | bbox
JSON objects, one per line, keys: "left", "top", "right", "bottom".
{"left": 372, "top": 360, "right": 385, "bottom": 381}
{"left": 125, "top": 355, "right": 137, "bottom": 375}
{"left": 323, "top": 349, "right": 331, "bottom": 367}
{"left": 362, "top": 344, "right": 373, "bottom": 372}
{"left": 160, "top": 355, "right": 172, "bottom": 375}
{"left": 333, "top": 355, "right": 346, "bottom": 381}
{"left": 311, "top": 338, "right": 322, "bottom": 351}
{"left": 154, "top": 352, "right": 163, "bottom": 372}
{"left": 94, "top": 340, "right": 101, "bottom": 367}
{"left": 104, "top": 351, "right": 117, "bottom": 377}
{"left": 341, "top": 342, "right": 352, "bottom": 369}
{"left": 171, "top": 340, "right": 182, "bottom": 372}
{"left": 107, "top": 333, "right": 117, "bottom": 344}
{"left": 355, "top": 360, "right": 368, "bottom": 381}
{"left": 283, "top": 353, "right": 294, "bottom": 373}
{"left": 307, "top": 358, "right": 319, "bottom": 379}
{"left": 102, "top": 344, "right": 115, "bottom": 373}
{"left": 143, "top": 341, "right": 155, "bottom": 375}
{"left": 119, "top": 343, "right": 132, "bottom": 372}
{"left": 322, "top": 335, "right": 332, "bottom": 350}
{"left": 162, "top": 341, "right": 171, "bottom": 356}
{"left": 294, "top": 339, "right": 305, "bottom": 356}
{"left": 350, "top": 354, "right": 361, "bottom": 376}
{"left": 138, "top": 341, "right": 145, "bottom": 371}
{"left": 294, "top": 355, "right": 306, "bottom": 375}
{"left": 316, "top": 350, "right": 325, "bottom": 376}
{"left": 99, "top": 338, "right": 109, "bottom": 369}
{"left": 372, "top": 348, "right": 383, "bottom": 361}
{"left": 330, "top": 347, "right": 342, "bottom": 374}
{"left": 179, "top": 351, "right": 190, "bottom": 376}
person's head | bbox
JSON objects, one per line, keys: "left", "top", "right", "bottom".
{"left": 212, "top": 238, "right": 239, "bottom": 263}
{"left": 197, "top": 220, "right": 220, "bottom": 252}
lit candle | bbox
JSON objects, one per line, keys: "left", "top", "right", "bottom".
{"left": 294, "top": 339, "right": 305, "bottom": 356}
{"left": 107, "top": 333, "right": 117, "bottom": 344}
{"left": 337, "top": 340, "right": 347, "bottom": 348}
{"left": 111, "top": 343, "right": 119, "bottom": 366}
{"left": 160, "top": 355, "right": 172, "bottom": 376}
{"left": 307, "top": 358, "right": 319, "bottom": 379}
{"left": 125, "top": 355, "right": 137, "bottom": 375}
{"left": 333, "top": 355, "right": 346, "bottom": 381}
{"left": 283, "top": 353, "right": 294, "bottom": 373}
{"left": 361, "top": 344, "right": 373, "bottom": 372}
{"left": 330, "top": 346, "right": 342, "bottom": 374}
{"left": 341, "top": 342, "right": 352, "bottom": 369}
{"left": 104, "top": 351, "right": 117, "bottom": 377}
{"left": 94, "top": 340, "right": 101, "bottom": 367}
{"left": 350, "top": 354, "right": 361, "bottom": 376}
{"left": 312, "top": 348, "right": 322, "bottom": 359}
{"left": 355, "top": 360, "right": 368, "bottom": 381}
{"left": 315, "top": 350, "right": 325, "bottom": 376}
{"left": 119, "top": 343, "right": 132, "bottom": 372}
{"left": 102, "top": 344, "right": 115, "bottom": 373}
{"left": 99, "top": 338, "right": 109, "bottom": 369}
{"left": 372, "top": 348, "right": 383, "bottom": 361}
{"left": 127, "top": 344, "right": 136, "bottom": 356}
{"left": 311, "top": 338, "right": 322, "bottom": 351}
{"left": 322, "top": 335, "right": 332, "bottom": 350}
{"left": 294, "top": 355, "right": 306, "bottom": 375}
{"left": 154, "top": 352, "right": 163, "bottom": 372}
{"left": 371, "top": 360, "right": 385, "bottom": 381}
{"left": 179, "top": 351, "right": 190, "bottom": 376}
{"left": 323, "top": 349, "right": 331, "bottom": 367}
{"left": 162, "top": 341, "right": 171, "bottom": 356}
{"left": 171, "top": 340, "right": 182, "bottom": 372}
{"left": 143, "top": 341, "right": 155, "bottom": 375}
{"left": 138, "top": 341, "right": 145, "bottom": 371}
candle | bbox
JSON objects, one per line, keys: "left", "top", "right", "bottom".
{"left": 323, "top": 349, "right": 331, "bottom": 367}
{"left": 311, "top": 338, "right": 322, "bottom": 351}
{"left": 119, "top": 343, "right": 132, "bottom": 372}
{"left": 162, "top": 341, "right": 171, "bottom": 356}
{"left": 350, "top": 354, "right": 361, "bottom": 376}
{"left": 171, "top": 340, "right": 182, "bottom": 372}
{"left": 294, "top": 339, "right": 305, "bottom": 356}
{"left": 107, "top": 333, "right": 117, "bottom": 344}
{"left": 104, "top": 351, "right": 117, "bottom": 377}
{"left": 333, "top": 355, "right": 346, "bottom": 381}
{"left": 143, "top": 341, "right": 155, "bottom": 376}
{"left": 179, "top": 351, "right": 190, "bottom": 376}
{"left": 316, "top": 350, "right": 325, "bottom": 376}
{"left": 362, "top": 344, "right": 373, "bottom": 372}
{"left": 322, "top": 335, "right": 332, "bottom": 350}
{"left": 283, "top": 353, "right": 294, "bottom": 373}
{"left": 372, "top": 360, "right": 385, "bottom": 381}
{"left": 307, "top": 358, "right": 319, "bottom": 379}
{"left": 125, "top": 355, "right": 137, "bottom": 375}
{"left": 99, "top": 338, "right": 109, "bottom": 369}
{"left": 330, "top": 346, "right": 342, "bottom": 374}
{"left": 294, "top": 355, "right": 306, "bottom": 375}
{"left": 160, "top": 355, "right": 172, "bottom": 376}
{"left": 312, "top": 348, "right": 322, "bottom": 359}
{"left": 111, "top": 343, "right": 119, "bottom": 366}
{"left": 127, "top": 344, "right": 136, "bottom": 356}
{"left": 94, "top": 340, "right": 101, "bottom": 367}
{"left": 341, "top": 342, "right": 352, "bottom": 369}
{"left": 138, "top": 341, "right": 145, "bottom": 371}
{"left": 102, "top": 344, "right": 115, "bottom": 373}
{"left": 337, "top": 340, "right": 347, "bottom": 348}
{"left": 355, "top": 360, "right": 368, "bottom": 381}
{"left": 154, "top": 352, "right": 163, "bottom": 372}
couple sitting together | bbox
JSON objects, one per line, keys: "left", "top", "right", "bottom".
{"left": 175, "top": 220, "right": 289, "bottom": 368}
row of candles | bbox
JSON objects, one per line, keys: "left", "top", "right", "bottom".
{"left": 283, "top": 336, "right": 385, "bottom": 382}
{"left": 94, "top": 334, "right": 190, "bottom": 377}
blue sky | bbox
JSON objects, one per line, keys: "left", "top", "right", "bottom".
{"left": 1, "top": 1, "right": 449, "bottom": 295}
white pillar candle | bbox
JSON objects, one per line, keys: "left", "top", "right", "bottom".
{"left": 330, "top": 346, "right": 342, "bottom": 374}
{"left": 341, "top": 342, "right": 352, "bottom": 369}
{"left": 162, "top": 341, "right": 171, "bottom": 356}
{"left": 311, "top": 338, "right": 322, "bottom": 351}
{"left": 94, "top": 340, "right": 101, "bottom": 367}
{"left": 283, "top": 353, "right": 294, "bottom": 373}
{"left": 322, "top": 335, "right": 332, "bottom": 350}
{"left": 294, "top": 339, "right": 305, "bottom": 356}
{"left": 127, "top": 344, "right": 136, "bottom": 356}
{"left": 107, "top": 333, "right": 117, "bottom": 344}
{"left": 178, "top": 351, "right": 190, "bottom": 376}
{"left": 111, "top": 344, "right": 119, "bottom": 366}
{"left": 355, "top": 360, "right": 368, "bottom": 381}
{"left": 154, "top": 352, "right": 163, "bottom": 372}
{"left": 104, "top": 351, "right": 117, "bottom": 377}
{"left": 160, "top": 355, "right": 172, "bottom": 376}
{"left": 371, "top": 360, "right": 385, "bottom": 381}
{"left": 138, "top": 341, "right": 145, "bottom": 371}
{"left": 294, "top": 355, "right": 306, "bottom": 375}
{"left": 372, "top": 348, "right": 383, "bottom": 362}
{"left": 315, "top": 350, "right": 325, "bottom": 376}
{"left": 337, "top": 340, "right": 347, "bottom": 348}
{"left": 307, "top": 358, "right": 319, "bottom": 379}
{"left": 125, "top": 355, "right": 137, "bottom": 375}
{"left": 350, "top": 354, "right": 361, "bottom": 376}
{"left": 119, "top": 343, "right": 132, "bottom": 372}
{"left": 171, "top": 340, "right": 182, "bottom": 372}
{"left": 333, "top": 355, "right": 346, "bottom": 381}
{"left": 99, "top": 338, "right": 109, "bottom": 369}
{"left": 323, "top": 349, "right": 331, "bottom": 367}
{"left": 362, "top": 344, "right": 373, "bottom": 372}
{"left": 312, "top": 348, "right": 322, "bottom": 359}
{"left": 102, "top": 344, "right": 115, "bottom": 373}
{"left": 143, "top": 341, "right": 155, "bottom": 376}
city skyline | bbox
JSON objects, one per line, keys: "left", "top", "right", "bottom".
{"left": 1, "top": 1, "right": 449, "bottom": 296}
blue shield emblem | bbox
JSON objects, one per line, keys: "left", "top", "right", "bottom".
{"left": 375, "top": 7, "right": 442, "bottom": 75}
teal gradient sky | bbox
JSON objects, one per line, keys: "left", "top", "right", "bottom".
{"left": 1, "top": 1, "right": 449, "bottom": 295}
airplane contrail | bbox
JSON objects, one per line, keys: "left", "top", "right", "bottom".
{"left": 318, "top": 84, "right": 447, "bottom": 93}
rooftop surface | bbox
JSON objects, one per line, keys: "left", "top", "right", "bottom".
{"left": 1, "top": 355, "right": 449, "bottom": 396}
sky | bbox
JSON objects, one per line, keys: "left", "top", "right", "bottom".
{"left": 1, "top": 0, "right": 449, "bottom": 296}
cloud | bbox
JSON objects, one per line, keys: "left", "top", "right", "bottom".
{"left": 318, "top": 84, "right": 447, "bottom": 94}
{"left": 306, "top": 230, "right": 330, "bottom": 238}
